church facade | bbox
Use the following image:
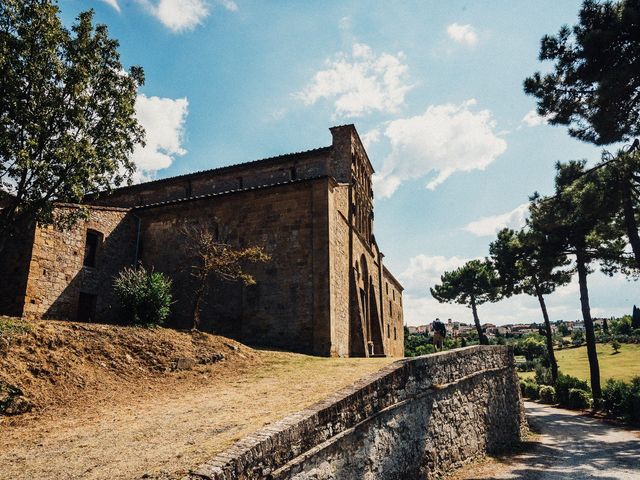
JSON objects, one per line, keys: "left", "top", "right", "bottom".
{"left": 0, "top": 125, "right": 404, "bottom": 357}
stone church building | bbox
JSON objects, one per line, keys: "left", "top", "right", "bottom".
{"left": 0, "top": 125, "right": 404, "bottom": 357}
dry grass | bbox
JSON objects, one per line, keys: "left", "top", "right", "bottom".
{"left": 0, "top": 320, "right": 396, "bottom": 479}
{"left": 518, "top": 343, "right": 640, "bottom": 383}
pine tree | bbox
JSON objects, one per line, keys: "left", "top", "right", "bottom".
{"left": 490, "top": 227, "right": 572, "bottom": 381}
{"left": 529, "top": 161, "right": 627, "bottom": 400}
{"left": 430, "top": 259, "right": 500, "bottom": 346}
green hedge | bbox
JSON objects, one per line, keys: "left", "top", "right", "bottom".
{"left": 539, "top": 385, "right": 556, "bottom": 404}
{"left": 555, "top": 373, "right": 590, "bottom": 407}
{"left": 602, "top": 377, "right": 640, "bottom": 423}
{"left": 567, "top": 388, "right": 592, "bottom": 409}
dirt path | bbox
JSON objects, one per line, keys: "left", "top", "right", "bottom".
{"left": 0, "top": 351, "right": 394, "bottom": 480}
{"left": 458, "top": 401, "right": 640, "bottom": 479}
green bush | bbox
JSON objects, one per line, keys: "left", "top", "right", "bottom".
{"left": 535, "top": 365, "right": 554, "bottom": 386}
{"left": 519, "top": 380, "right": 527, "bottom": 397}
{"left": 523, "top": 381, "right": 539, "bottom": 399}
{"left": 629, "top": 377, "right": 640, "bottom": 424}
{"left": 0, "top": 316, "right": 32, "bottom": 338}
{"left": 567, "top": 388, "right": 592, "bottom": 410}
{"left": 611, "top": 339, "right": 621, "bottom": 353}
{"left": 414, "top": 344, "right": 435, "bottom": 356}
{"left": 113, "top": 266, "right": 172, "bottom": 326}
{"left": 601, "top": 377, "right": 640, "bottom": 424}
{"left": 539, "top": 385, "right": 556, "bottom": 404}
{"left": 555, "top": 373, "right": 590, "bottom": 406}
{"left": 602, "top": 379, "right": 630, "bottom": 417}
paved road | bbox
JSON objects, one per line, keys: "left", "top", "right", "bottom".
{"left": 478, "top": 401, "right": 640, "bottom": 479}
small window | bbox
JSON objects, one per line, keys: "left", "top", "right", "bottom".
{"left": 389, "top": 300, "right": 392, "bottom": 316}
{"left": 394, "top": 327, "right": 397, "bottom": 340}
{"left": 385, "top": 282, "right": 389, "bottom": 295}
{"left": 387, "top": 324, "right": 390, "bottom": 338}
{"left": 83, "top": 230, "right": 101, "bottom": 267}
{"left": 393, "top": 290, "right": 395, "bottom": 301}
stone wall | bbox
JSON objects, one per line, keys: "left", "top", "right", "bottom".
{"left": 185, "top": 346, "right": 524, "bottom": 480}
{"left": 91, "top": 148, "right": 333, "bottom": 208}
{"left": 383, "top": 266, "right": 404, "bottom": 358}
{"left": 21, "top": 205, "right": 136, "bottom": 322}
{"left": 134, "top": 177, "right": 333, "bottom": 355}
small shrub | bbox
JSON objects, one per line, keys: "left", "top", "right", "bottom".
{"left": 611, "top": 339, "right": 621, "bottom": 354}
{"left": 555, "top": 373, "right": 590, "bottom": 406}
{"left": 519, "top": 379, "right": 527, "bottom": 397}
{"left": 113, "top": 266, "right": 172, "bottom": 326}
{"left": 602, "top": 379, "right": 630, "bottom": 417}
{"left": 0, "top": 317, "right": 32, "bottom": 338}
{"left": 628, "top": 377, "right": 640, "bottom": 424}
{"left": 567, "top": 388, "right": 592, "bottom": 410}
{"left": 523, "top": 381, "right": 539, "bottom": 399}
{"left": 539, "top": 385, "right": 556, "bottom": 404}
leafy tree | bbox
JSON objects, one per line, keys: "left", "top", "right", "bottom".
{"left": 572, "top": 329, "right": 585, "bottom": 346}
{"left": 603, "top": 317, "right": 610, "bottom": 335}
{"left": 404, "top": 331, "right": 432, "bottom": 357}
{"left": 524, "top": 0, "right": 640, "bottom": 145}
{"left": 182, "top": 224, "right": 270, "bottom": 330}
{"left": 518, "top": 335, "right": 547, "bottom": 362}
{"left": 529, "top": 161, "right": 627, "bottom": 399}
{"left": 615, "top": 315, "right": 634, "bottom": 335}
{"left": 430, "top": 259, "right": 500, "bottom": 345}
{"left": 0, "top": 1, "right": 144, "bottom": 250}
{"left": 557, "top": 321, "right": 570, "bottom": 336}
{"left": 490, "top": 227, "right": 572, "bottom": 380}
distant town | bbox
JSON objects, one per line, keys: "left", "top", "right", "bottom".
{"left": 406, "top": 318, "right": 606, "bottom": 340}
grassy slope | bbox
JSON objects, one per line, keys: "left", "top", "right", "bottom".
{"left": 519, "top": 343, "right": 640, "bottom": 383}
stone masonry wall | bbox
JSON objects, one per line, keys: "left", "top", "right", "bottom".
{"left": 91, "top": 148, "right": 332, "bottom": 208}
{"left": 134, "top": 178, "right": 332, "bottom": 355}
{"left": 185, "top": 346, "right": 524, "bottom": 480}
{"left": 328, "top": 183, "right": 351, "bottom": 357}
{"left": 21, "top": 205, "right": 136, "bottom": 322}
{"left": 383, "top": 267, "right": 404, "bottom": 358}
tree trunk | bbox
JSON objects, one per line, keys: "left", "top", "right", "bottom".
{"left": 621, "top": 183, "right": 640, "bottom": 269}
{"left": 192, "top": 273, "right": 208, "bottom": 330}
{"left": 576, "top": 249, "right": 601, "bottom": 400}
{"left": 534, "top": 282, "right": 559, "bottom": 382}
{"left": 470, "top": 297, "right": 487, "bottom": 345}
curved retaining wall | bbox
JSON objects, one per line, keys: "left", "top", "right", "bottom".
{"left": 185, "top": 346, "right": 525, "bottom": 480}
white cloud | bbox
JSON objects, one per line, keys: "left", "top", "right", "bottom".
{"left": 446, "top": 23, "right": 478, "bottom": 47}
{"left": 521, "top": 109, "right": 552, "bottom": 127}
{"left": 100, "top": 0, "right": 121, "bottom": 12}
{"left": 218, "top": 0, "right": 238, "bottom": 12}
{"left": 137, "top": 0, "right": 210, "bottom": 33}
{"left": 360, "top": 128, "right": 381, "bottom": 150}
{"left": 131, "top": 94, "right": 189, "bottom": 181}
{"left": 464, "top": 203, "right": 529, "bottom": 237}
{"left": 373, "top": 99, "right": 507, "bottom": 197}
{"left": 400, "top": 254, "right": 470, "bottom": 295}
{"left": 296, "top": 43, "right": 413, "bottom": 118}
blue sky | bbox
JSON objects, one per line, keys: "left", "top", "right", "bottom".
{"left": 60, "top": 0, "right": 639, "bottom": 326}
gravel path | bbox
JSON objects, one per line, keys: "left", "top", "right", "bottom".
{"left": 467, "top": 401, "right": 640, "bottom": 479}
